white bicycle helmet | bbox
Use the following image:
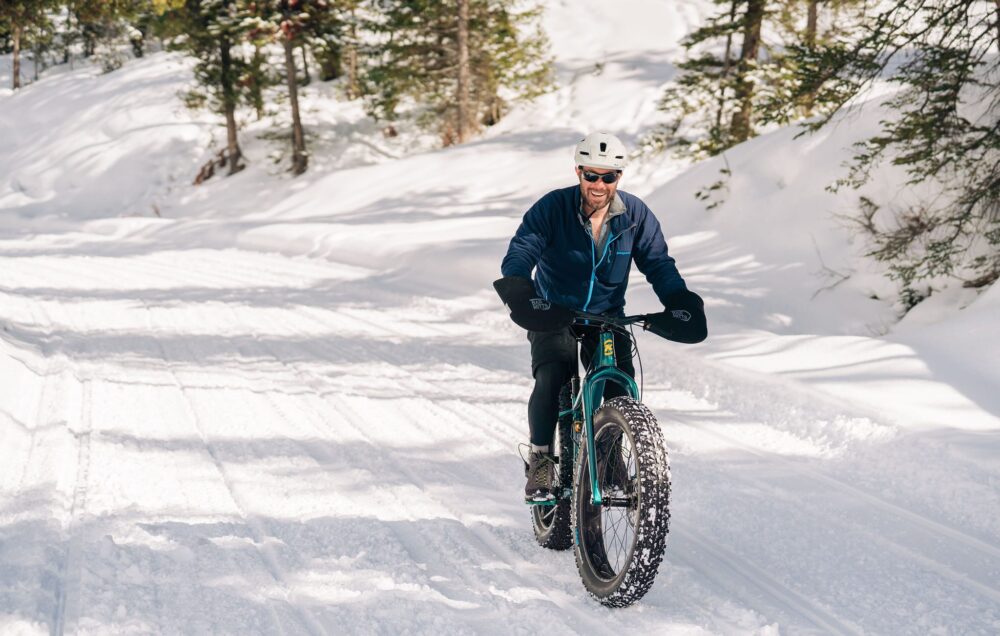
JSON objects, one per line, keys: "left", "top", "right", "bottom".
{"left": 574, "top": 132, "right": 627, "bottom": 171}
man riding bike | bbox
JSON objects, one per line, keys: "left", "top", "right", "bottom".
{"left": 496, "top": 132, "right": 707, "bottom": 502}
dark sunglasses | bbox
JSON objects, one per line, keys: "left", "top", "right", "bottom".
{"left": 580, "top": 169, "right": 620, "bottom": 184}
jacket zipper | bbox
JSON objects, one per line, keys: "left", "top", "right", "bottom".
{"left": 582, "top": 222, "right": 638, "bottom": 313}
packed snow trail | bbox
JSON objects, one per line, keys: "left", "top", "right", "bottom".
{"left": 3, "top": 236, "right": 999, "bottom": 635}
{"left": 3, "top": 0, "right": 1000, "bottom": 632}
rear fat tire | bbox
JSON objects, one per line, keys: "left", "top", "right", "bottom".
{"left": 531, "top": 384, "right": 574, "bottom": 550}
{"left": 572, "top": 397, "right": 671, "bottom": 607}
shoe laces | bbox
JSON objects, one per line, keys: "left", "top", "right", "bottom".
{"left": 527, "top": 452, "right": 556, "bottom": 489}
{"left": 517, "top": 442, "right": 531, "bottom": 466}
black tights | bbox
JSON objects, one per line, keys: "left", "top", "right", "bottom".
{"left": 527, "top": 328, "right": 634, "bottom": 447}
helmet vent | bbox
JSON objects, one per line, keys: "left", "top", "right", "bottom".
{"left": 574, "top": 132, "right": 627, "bottom": 170}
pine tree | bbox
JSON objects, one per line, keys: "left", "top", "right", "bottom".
{"left": 647, "top": 0, "right": 766, "bottom": 158}
{"left": 280, "top": 5, "right": 307, "bottom": 175}
{"left": 246, "top": 0, "right": 333, "bottom": 175}
{"left": 798, "top": 1, "right": 1000, "bottom": 299}
{"left": 0, "top": 1, "right": 58, "bottom": 89}
{"left": 456, "top": 0, "right": 471, "bottom": 143}
{"left": 338, "top": 1, "right": 361, "bottom": 97}
{"left": 304, "top": 0, "right": 358, "bottom": 92}
{"left": 729, "top": 0, "right": 765, "bottom": 143}
{"left": 246, "top": 43, "right": 270, "bottom": 119}
{"left": 67, "top": 0, "right": 150, "bottom": 71}
{"left": 761, "top": 0, "right": 865, "bottom": 123}
{"left": 648, "top": 0, "right": 856, "bottom": 159}
{"left": 365, "top": 0, "right": 551, "bottom": 145}
{"left": 158, "top": 0, "right": 254, "bottom": 176}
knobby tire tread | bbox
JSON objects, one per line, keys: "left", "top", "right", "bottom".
{"left": 571, "top": 396, "right": 671, "bottom": 607}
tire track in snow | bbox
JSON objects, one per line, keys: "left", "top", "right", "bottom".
{"left": 8, "top": 247, "right": 819, "bottom": 629}
{"left": 327, "top": 395, "right": 617, "bottom": 634}
{"left": 640, "top": 345, "right": 1000, "bottom": 628}
{"left": 13, "top": 294, "right": 94, "bottom": 636}
{"left": 10, "top": 359, "right": 51, "bottom": 494}
{"left": 292, "top": 303, "right": 530, "bottom": 447}
{"left": 682, "top": 418, "right": 1000, "bottom": 597}
{"left": 52, "top": 379, "right": 93, "bottom": 636}
{"left": 644, "top": 345, "right": 1000, "bottom": 565}
{"left": 252, "top": 300, "right": 529, "bottom": 455}
{"left": 239, "top": 346, "right": 555, "bottom": 620}
{"left": 243, "top": 360, "right": 523, "bottom": 618}
{"left": 212, "top": 296, "right": 522, "bottom": 461}
{"left": 8, "top": 296, "right": 65, "bottom": 493}
{"left": 140, "top": 301, "right": 327, "bottom": 636}
{"left": 674, "top": 531, "right": 862, "bottom": 635}
{"left": 244, "top": 283, "right": 743, "bottom": 627}
{"left": 218, "top": 307, "right": 614, "bottom": 632}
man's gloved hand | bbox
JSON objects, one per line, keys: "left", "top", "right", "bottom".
{"left": 644, "top": 289, "right": 707, "bottom": 343}
{"left": 493, "top": 276, "right": 574, "bottom": 332}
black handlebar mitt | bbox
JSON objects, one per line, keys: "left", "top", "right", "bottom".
{"left": 646, "top": 289, "right": 707, "bottom": 344}
{"left": 493, "top": 276, "right": 574, "bottom": 332}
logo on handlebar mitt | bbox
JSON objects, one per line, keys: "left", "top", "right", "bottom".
{"left": 530, "top": 298, "right": 552, "bottom": 311}
{"left": 671, "top": 309, "right": 692, "bottom": 322}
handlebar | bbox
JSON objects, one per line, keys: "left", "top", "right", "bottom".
{"left": 573, "top": 308, "right": 705, "bottom": 344}
{"left": 572, "top": 310, "right": 650, "bottom": 329}
{"left": 492, "top": 276, "right": 705, "bottom": 344}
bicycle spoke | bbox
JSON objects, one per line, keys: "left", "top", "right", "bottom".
{"left": 596, "top": 426, "right": 640, "bottom": 575}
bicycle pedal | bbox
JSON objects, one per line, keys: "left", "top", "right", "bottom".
{"left": 525, "top": 492, "right": 557, "bottom": 505}
{"left": 525, "top": 498, "right": 557, "bottom": 506}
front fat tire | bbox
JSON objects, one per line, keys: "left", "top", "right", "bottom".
{"left": 572, "top": 397, "right": 671, "bottom": 607}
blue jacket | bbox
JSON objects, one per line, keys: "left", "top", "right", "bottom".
{"left": 501, "top": 185, "right": 687, "bottom": 315}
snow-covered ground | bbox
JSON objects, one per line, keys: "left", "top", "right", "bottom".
{"left": 2, "top": 0, "right": 999, "bottom": 633}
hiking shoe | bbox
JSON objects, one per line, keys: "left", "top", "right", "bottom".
{"left": 524, "top": 451, "right": 557, "bottom": 502}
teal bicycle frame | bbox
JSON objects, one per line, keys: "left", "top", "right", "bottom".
{"left": 560, "top": 327, "right": 639, "bottom": 506}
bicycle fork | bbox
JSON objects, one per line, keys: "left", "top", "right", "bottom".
{"left": 581, "top": 331, "right": 640, "bottom": 506}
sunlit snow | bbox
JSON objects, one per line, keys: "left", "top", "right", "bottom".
{"left": 2, "top": 0, "right": 998, "bottom": 634}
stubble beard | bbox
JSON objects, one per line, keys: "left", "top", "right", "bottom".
{"left": 582, "top": 186, "right": 614, "bottom": 217}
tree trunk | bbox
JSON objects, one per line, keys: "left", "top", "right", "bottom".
{"left": 456, "top": 0, "right": 471, "bottom": 144}
{"left": 11, "top": 24, "right": 21, "bottom": 90}
{"left": 219, "top": 36, "right": 244, "bottom": 175}
{"left": 995, "top": 0, "right": 1000, "bottom": 54}
{"left": 300, "top": 45, "right": 310, "bottom": 85}
{"left": 33, "top": 42, "right": 42, "bottom": 81}
{"left": 803, "top": 0, "right": 820, "bottom": 114}
{"left": 131, "top": 32, "right": 145, "bottom": 58}
{"left": 64, "top": 10, "right": 72, "bottom": 65}
{"left": 346, "top": 42, "right": 358, "bottom": 98}
{"left": 283, "top": 38, "right": 308, "bottom": 175}
{"left": 251, "top": 45, "right": 266, "bottom": 120}
{"left": 345, "top": 9, "right": 359, "bottom": 99}
{"left": 12, "top": 23, "right": 21, "bottom": 90}
{"left": 715, "top": 0, "right": 739, "bottom": 132}
{"left": 730, "top": 0, "right": 765, "bottom": 144}
{"left": 83, "top": 24, "right": 96, "bottom": 57}
{"left": 806, "top": 0, "right": 818, "bottom": 48}
{"left": 319, "top": 45, "right": 341, "bottom": 81}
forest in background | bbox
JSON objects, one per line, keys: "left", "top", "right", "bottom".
{"left": 1, "top": 0, "right": 997, "bottom": 308}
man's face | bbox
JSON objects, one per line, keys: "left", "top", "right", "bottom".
{"left": 576, "top": 165, "right": 621, "bottom": 213}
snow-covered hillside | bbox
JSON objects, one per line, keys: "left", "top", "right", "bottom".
{"left": 2, "top": 0, "right": 999, "bottom": 634}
